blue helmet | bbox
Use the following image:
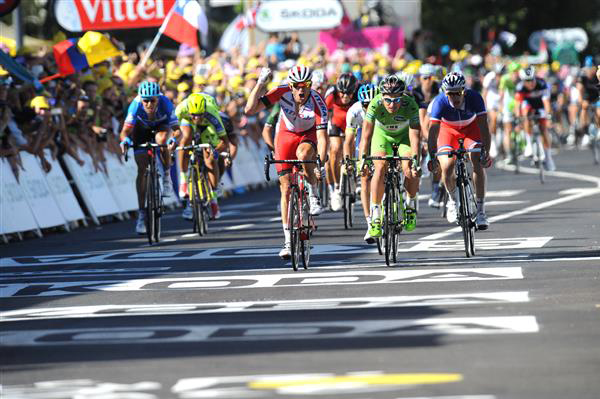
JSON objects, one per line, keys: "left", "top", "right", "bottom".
{"left": 358, "top": 83, "right": 379, "bottom": 104}
{"left": 138, "top": 81, "right": 161, "bottom": 98}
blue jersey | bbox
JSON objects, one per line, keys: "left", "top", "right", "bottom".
{"left": 124, "top": 95, "right": 178, "bottom": 129}
{"left": 429, "top": 89, "right": 486, "bottom": 129}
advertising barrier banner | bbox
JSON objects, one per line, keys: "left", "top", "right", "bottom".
{"left": 320, "top": 25, "right": 405, "bottom": 55}
{"left": 0, "top": 159, "right": 39, "bottom": 235}
{"left": 41, "top": 150, "right": 85, "bottom": 223}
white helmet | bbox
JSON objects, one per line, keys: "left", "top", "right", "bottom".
{"left": 396, "top": 71, "right": 415, "bottom": 89}
{"left": 441, "top": 72, "right": 466, "bottom": 92}
{"left": 519, "top": 66, "right": 536, "bottom": 81}
{"left": 288, "top": 65, "right": 313, "bottom": 83}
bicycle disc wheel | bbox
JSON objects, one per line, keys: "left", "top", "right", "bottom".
{"left": 458, "top": 181, "right": 471, "bottom": 258}
{"left": 145, "top": 168, "right": 154, "bottom": 245}
{"left": 288, "top": 187, "right": 300, "bottom": 271}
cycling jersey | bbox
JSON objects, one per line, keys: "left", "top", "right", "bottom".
{"left": 365, "top": 93, "right": 420, "bottom": 156}
{"left": 260, "top": 85, "right": 328, "bottom": 134}
{"left": 124, "top": 95, "right": 178, "bottom": 129}
{"left": 482, "top": 71, "right": 501, "bottom": 110}
{"left": 345, "top": 101, "right": 366, "bottom": 156}
{"left": 577, "top": 74, "right": 600, "bottom": 102}
{"left": 176, "top": 93, "right": 225, "bottom": 147}
{"left": 515, "top": 78, "right": 551, "bottom": 110}
{"left": 260, "top": 85, "right": 328, "bottom": 174}
{"left": 265, "top": 103, "right": 281, "bottom": 127}
{"left": 429, "top": 89, "right": 486, "bottom": 152}
{"left": 325, "top": 88, "right": 356, "bottom": 136}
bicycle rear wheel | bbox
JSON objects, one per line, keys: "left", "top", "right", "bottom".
{"left": 342, "top": 173, "right": 350, "bottom": 229}
{"left": 458, "top": 180, "right": 473, "bottom": 257}
{"left": 301, "top": 191, "right": 311, "bottom": 270}
{"left": 465, "top": 180, "right": 477, "bottom": 256}
{"left": 199, "top": 171, "right": 210, "bottom": 235}
{"left": 392, "top": 185, "right": 402, "bottom": 264}
{"left": 145, "top": 168, "right": 155, "bottom": 245}
{"left": 288, "top": 187, "right": 301, "bottom": 271}
{"left": 190, "top": 167, "right": 203, "bottom": 235}
{"left": 533, "top": 135, "right": 544, "bottom": 184}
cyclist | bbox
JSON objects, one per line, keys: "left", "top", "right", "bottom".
{"left": 498, "top": 62, "right": 521, "bottom": 164}
{"left": 176, "top": 92, "right": 230, "bottom": 220}
{"left": 427, "top": 72, "right": 492, "bottom": 230}
{"left": 576, "top": 59, "right": 599, "bottom": 143}
{"left": 245, "top": 65, "right": 328, "bottom": 259}
{"left": 359, "top": 75, "right": 421, "bottom": 241}
{"left": 514, "top": 66, "right": 555, "bottom": 171}
{"left": 344, "top": 83, "right": 379, "bottom": 242}
{"left": 325, "top": 73, "right": 359, "bottom": 212}
{"left": 119, "top": 81, "right": 177, "bottom": 235}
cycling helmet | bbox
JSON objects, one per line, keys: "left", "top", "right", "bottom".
{"left": 441, "top": 72, "right": 466, "bottom": 92}
{"left": 378, "top": 74, "right": 406, "bottom": 95}
{"left": 396, "top": 71, "right": 415, "bottom": 90}
{"left": 507, "top": 61, "right": 521, "bottom": 73}
{"left": 519, "top": 66, "right": 536, "bottom": 81}
{"left": 187, "top": 93, "right": 206, "bottom": 115}
{"left": 138, "top": 81, "right": 160, "bottom": 98}
{"left": 288, "top": 65, "right": 312, "bottom": 83}
{"left": 336, "top": 72, "right": 358, "bottom": 93}
{"left": 357, "top": 83, "right": 379, "bottom": 104}
{"left": 418, "top": 63, "right": 436, "bottom": 77}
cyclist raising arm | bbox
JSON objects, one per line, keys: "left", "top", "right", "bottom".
{"left": 120, "top": 81, "right": 178, "bottom": 235}
{"left": 245, "top": 65, "right": 328, "bottom": 259}
{"left": 176, "top": 93, "right": 230, "bottom": 220}
{"left": 427, "top": 72, "right": 491, "bottom": 230}
{"left": 359, "top": 75, "right": 421, "bottom": 242}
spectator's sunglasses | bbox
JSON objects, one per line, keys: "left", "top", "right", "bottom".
{"left": 142, "top": 97, "right": 158, "bottom": 104}
{"left": 290, "top": 81, "right": 311, "bottom": 89}
{"left": 383, "top": 97, "right": 403, "bottom": 104}
{"left": 446, "top": 91, "right": 464, "bottom": 98}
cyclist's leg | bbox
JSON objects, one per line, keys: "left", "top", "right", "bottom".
{"left": 154, "top": 128, "right": 170, "bottom": 168}
{"left": 177, "top": 125, "right": 194, "bottom": 197}
{"left": 437, "top": 125, "right": 458, "bottom": 223}
{"left": 132, "top": 125, "right": 152, "bottom": 210}
{"left": 369, "top": 131, "right": 391, "bottom": 233}
{"left": 203, "top": 148, "right": 220, "bottom": 190}
{"left": 297, "top": 142, "right": 317, "bottom": 185}
{"left": 329, "top": 127, "right": 344, "bottom": 210}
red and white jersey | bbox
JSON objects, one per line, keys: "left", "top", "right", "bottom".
{"left": 261, "top": 85, "right": 328, "bottom": 133}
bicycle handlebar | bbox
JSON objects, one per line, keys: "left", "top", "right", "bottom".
{"left": 123, "top": 142, "right": 167, "bottom": 162}
{"left": 437, "top": 148, "right": 481, "bottom": 157}
{"left": 264, "top": 154, "right": 322, "bottom": 182}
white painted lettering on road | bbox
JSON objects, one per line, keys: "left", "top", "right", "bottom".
{"left": 0, "top": 267, "right": 523, "bottom": 297}
{"left": 0, "top": 316, "right": 539, "bottom": 346}
{"left": 0, "top": 292, "right": 529, "bottom": 322}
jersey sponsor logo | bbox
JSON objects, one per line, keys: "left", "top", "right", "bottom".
{"left": 393, "top": 115, "right": 407, "bottom": 121}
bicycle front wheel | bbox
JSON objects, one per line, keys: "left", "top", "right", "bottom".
{"left": 288, "top": 187, "right": 301, "bottom": 271}
{"left": 342, "top": 173, "right": 350, "bottom": 229}
{"left": 301, "top": 191, "right": 311, "bottom": 269}
{"left": 145, "top": 168, "right": 156, "bottom": 245}
{"left": 190, "top": 167, "right": 203, "bottom": 235}
{"left": 199, "top": 170, "right": 210, "bottom": 235}
{"left": 458, "top": 180, "right": 473, "bottom": 258}
{"left": 383, "top": 182, "right": 396, "bottom": 266}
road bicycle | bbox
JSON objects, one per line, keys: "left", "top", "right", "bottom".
{"left": 265, "top": 154, "right": 321, "bottom": 271}
{"left": 437, "top": 138, "right": 480, "bottom": 258}
{"left": 588, "top": 118, "right": 599, "bottom": 165}
{"left": 340, "top": 156, "right": 358, "bottom": 230}
{"left": 176, "top": 142, "right": 229, "bottom": 236}
{"left": 125, "top": 141, "right": 167, "bottom": 245}
{"left": 528, "top": 114, "right": 546, "bottom": 184}
{"left": 364, "top": 146, "right": 414, "bottom": 266}
{"left": 318, "top": 172, "right": 330, "bottom": 211}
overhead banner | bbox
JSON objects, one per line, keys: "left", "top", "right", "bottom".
{"left": 256, "top": 0, "right": 343, "bottom": 32}
{"left": 54, "top": 0, "right": 177, "bottom": 32}
{"left": 528, "top": 28, "right": 588, "bottom": 53}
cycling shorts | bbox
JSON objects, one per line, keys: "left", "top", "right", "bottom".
{"left": 274, "top": 128, "right": 317, "bottom": 175}
{"left": 371, "top": 130, "right": 411, "bottom": 157}
{"left": 436, "top": 122, "right": 481, "bottom": 154}
{"left": 133, "top": 124, "right": 169, "bottom": 153}
{"left": 328, "top": 123, "right": 344, "bottom": 137}
{"left": 521, "top": 104, "right": 549, "bottom": 127}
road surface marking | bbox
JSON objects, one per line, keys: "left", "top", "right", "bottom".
{"left": 0, "top": 292, "right": 529, "bottom": 322}
{"left": 225, "top": 223, "right": 255, "bottom": 230}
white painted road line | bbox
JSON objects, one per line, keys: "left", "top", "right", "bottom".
{"left": 224, "top": 223, "right": 255, "bottom": 230}
{"left": 0, "top": 292, "right": 529, "bottom": 322}
{"left": 0, "top": 316, "right": 539, "bottom": 346}
{"left": 0, "top": 267, "right": 523, "bottom": 297}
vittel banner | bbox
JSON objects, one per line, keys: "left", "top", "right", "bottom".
{"left": 256, "top": 0, "right": 343, "bottom": 32}
{"left": 54, "top": 0, "right": 177, "bottom": 32}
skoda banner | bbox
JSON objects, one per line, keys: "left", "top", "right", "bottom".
{"left": 54, "top": 0, "right": 176, "bottom": 32}
{"left": 256, "top": 0, "right": 343, "bottom": 32}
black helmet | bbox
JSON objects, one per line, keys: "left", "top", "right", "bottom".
{"left": 336, "top": 72, "right": 358, "bottom": 94}
{"left": 379, "top": 74, "right": 406, "bottom": 95}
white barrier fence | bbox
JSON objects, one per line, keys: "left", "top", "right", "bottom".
{"left": 1, "top": 139, "right": 274, "bottom": 241}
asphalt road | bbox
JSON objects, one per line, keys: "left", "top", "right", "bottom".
{"left": 1, "top": 148, "right": 600, "bottom": 399}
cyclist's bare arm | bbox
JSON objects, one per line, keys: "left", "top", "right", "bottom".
{"left": 245, "top": 82, "right": 268, "bottom": 115}
{"left": 543, "top": 97, "right": 552, "bottom": 117}
{"left": 262, "top": 123, "right": 275, "bottom": 151}
{"left": 359, "top": 119, "right": 375, "bottom": 159}
{"left": 475, "top": 114, "right": 491, "bottom": 153}
{"left": 409, "top": 121, "right": 421, "bottom": 160}
{"left": 317, "top": 128, "right": 328, "bottom": 162}
{"left": 427, "top": 122, "right": 440, "bottom": 155}
{"left": 119, "top": 124, "right": 134, "bottom": 143}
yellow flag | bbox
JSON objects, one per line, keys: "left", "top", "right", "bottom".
{"left": 77, "top": 31, "right": 123, "bottom": 66}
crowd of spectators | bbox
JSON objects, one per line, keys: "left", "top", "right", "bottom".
{"left": 1, "top": 29, "right": 597, "bottom": 183}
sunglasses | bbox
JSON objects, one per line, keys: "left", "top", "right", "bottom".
{"left": 290, "top": 81, "right": 311, "bottom": 89}
{"left": 142, "top": 98, "right": 157, "bottom": 103}
{"left": 421, "top": 76, "right": 432, "bottom": 80}
{"left": 190, "top": 113, "right": 204, "bottom": 118}
{"left": 383, "top": 97, "right": 403, "bottom": 104}
{"left": 446, "top": 91, "right": 463, "bottom": 97}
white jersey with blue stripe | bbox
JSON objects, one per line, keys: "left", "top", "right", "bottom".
{"left": 429, "top": 89, "right": 486, "bottom": 129}
{"left": 124, "top": 95, "right": 178, "bottom": 129}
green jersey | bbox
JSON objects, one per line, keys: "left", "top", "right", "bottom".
{"left": 365, "top": 94, "right": 420, "bottom": 156}
{"left": 499, "top": 74, "right": 517, "bottom": 96}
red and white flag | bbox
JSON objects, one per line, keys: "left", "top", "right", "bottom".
{"left": 161, "top": 0, "right": 208, "bottom": 48}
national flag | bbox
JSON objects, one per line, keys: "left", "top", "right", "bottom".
{"left": 52, "top": 31, "right": 122, "bottom": 77}
{"left": 53, "top": 39, "right": 89, "bottom": 76}
{"left": 161, "top": 0, "right": 208, "bottom": 49}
